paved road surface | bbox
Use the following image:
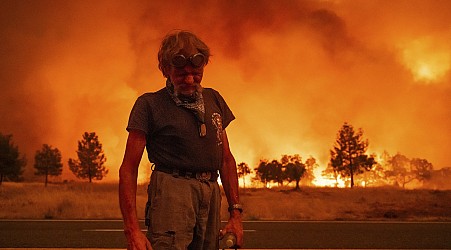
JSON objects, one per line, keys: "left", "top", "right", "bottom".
{"left": 1, "top": 220, "right": 450, "bottom": 249}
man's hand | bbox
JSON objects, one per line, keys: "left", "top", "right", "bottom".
{"left": 220, "top": 210, "right": 243, "bottom": 248}
{"left": 125, "top": 229, "right": 152, "bottom": 250}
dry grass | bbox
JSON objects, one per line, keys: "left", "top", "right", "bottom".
{"left": 238, "top": 187, "right": 451, "bottom": 221}
{"left": 1, "top": 182, "right": 450, "bottom": 221}
{"left": 0, "top": 182, "right": 134, "bottom": 219}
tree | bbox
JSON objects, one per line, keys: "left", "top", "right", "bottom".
{"left": 237, "top": 162, "right": 251, "bottom": 190}
{"left": 68, "top": 132, "right": 108, "bottom": 182}
{"left": 354, "top": 161, "right": 386, "bottom": 187}
{"left": 303, "top": 156, "right": 318, "bottom": 186}
{"left": 255, "top": 160, "right": 271, "bottom": 188}
{"left": 269, "top": 159, "right": 284, "bottom": 187}
{"left": 282, "top": 155, "right": 306, "bottom": 190}
{"left": 385, "top": 153, "right": 414, "bottom": 188}
{"left": 34, "top": 144, "right": 63, "bottom": 186}
{"left": 423, "top": 167, "right": 451, "bottom": 189}
{"left": 410, "top": 158, "right": 433, "bottom": 185}
{"left": 255, "top": 159, "right": 283, "bottom": 188}
{"left": 0, "top": 133, "right": 26, "bottom": 185}
{"left": 330, "top": 123, "right": 376, "bottom": 188}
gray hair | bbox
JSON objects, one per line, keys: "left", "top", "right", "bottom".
{"left": 158, "top": 30, "right": 210, "bottom": 77}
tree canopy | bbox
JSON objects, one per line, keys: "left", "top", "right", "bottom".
{"left": 237, "top": 162, "right": 251, "bottom": 189}
{"left": 282, "top": 154, "right": 306, "bottom": 190}
{"left": 330, "top": 123, "right": 376, "bottom": 188}
{"left": 0, "top": 133, "right": 26, "bottom": 184}
{"left": 254, "top": 155, "right": 310, "bottom": 190}
{"left": 385, "top": 153, "right": 434, "bottom": 188}
{"left": 68, "top": 132, "right": 108, "bottom": 182}
{"left": 34, "top": 144, "right": 63, "bottom": 186}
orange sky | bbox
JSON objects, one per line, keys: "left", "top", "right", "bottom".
{"left": 1, "top": 0, "right": 450, "bottom": 183}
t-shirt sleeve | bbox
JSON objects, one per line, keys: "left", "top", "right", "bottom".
{"left": 213, "top": 90, "right": 235, "bottom": 129}
{"left": 126, "top": 95, "right": 151, "bottom": 135}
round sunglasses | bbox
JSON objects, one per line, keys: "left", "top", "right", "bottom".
{"left": 171, "top": 53, "right": 206, "bottom": 68}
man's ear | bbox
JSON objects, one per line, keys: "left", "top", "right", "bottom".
{"left": 162, "top": 66, "right": 171, "bottom": 78}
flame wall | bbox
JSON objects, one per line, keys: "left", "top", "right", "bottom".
{"left": 1, "top": 0, "right": 450, "bottom": 182}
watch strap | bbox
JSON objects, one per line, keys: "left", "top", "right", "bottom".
{"left": 228, "top": 203, "right": 243, "bottom": 213}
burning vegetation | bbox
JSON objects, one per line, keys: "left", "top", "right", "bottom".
{"left": 1, "top": 1, "right": 450, "bottom": 183}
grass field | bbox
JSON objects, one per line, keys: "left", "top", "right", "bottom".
{"left": 0, "top": 182, "right": 450, "bottom": 221}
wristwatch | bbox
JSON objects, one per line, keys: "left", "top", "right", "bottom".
{"left": 228, "top": 203, "right": 243, "bottom": 213}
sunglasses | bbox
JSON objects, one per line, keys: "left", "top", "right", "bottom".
{"left": 171, "top": 53, "right": 206, "bottom": 68}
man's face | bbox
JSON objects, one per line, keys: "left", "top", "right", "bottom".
{"left": 167, "top": 63, "right": 204, "bottom": 97}
{"left": 166, "top": 47, "right": 205, "bottom": 97}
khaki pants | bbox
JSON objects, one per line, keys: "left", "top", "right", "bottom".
{"left": 146, "top": 170, "right": 221, "bottom": 250}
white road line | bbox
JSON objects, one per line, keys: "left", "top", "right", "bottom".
{"left": 83, "top": 229, "right": 257, "bottom": 232}
{"left": 2, "top": 219, "right": 450, "bottom": 224}
{"left": 2, "top": 249, "right": 445, "bottom": 250}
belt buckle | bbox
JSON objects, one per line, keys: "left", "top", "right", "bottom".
{"left": 172, "top": 169, "right": 180, "bottom": 178}
{"left": 196, "top": 171, "right": 211, "bottom": 181}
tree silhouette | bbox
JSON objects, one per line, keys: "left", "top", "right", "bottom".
{"left": 303, "top": 156, "right": 318, "bottom": 186}
{"left": 330, "top": 123, "right": 376, "bottom": 188}
{"left": 0, "top": 133, "right": 26, "bottom": 185}
{"left": 255, "top": 160, "right": 283, "bottom": 188}
{"left": 255, "top": 160, "right": 271, "bottom": 188}
{"left": 269, "top": 160, "right": 284, "bottom": 187}
{"left": 355, "top": 162, "right": 386, "bottom": 187}
{"left": 68, "top": 132, "right": 108, "bottom": 182}
{"left": 410, "top": 158, "right": 433, "bottom": 184}
{"left": 385, "top": 153, "right": 414, "bottom": 188}
{"left": 237, "top": 162, "right": 251, "bottom": 190}
{"left": 282, "top": 155, "right": 306, "bottom": 190}
{"left": 34, "top": 144, "right": 63, "bottom": 186}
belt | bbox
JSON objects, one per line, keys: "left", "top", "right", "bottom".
{"left": 154, "top": 165, "right": 218, "bottom": 182}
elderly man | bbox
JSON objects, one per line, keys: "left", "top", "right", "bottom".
{"left": 119, "top": 30, "right": 243, "bottom": 250}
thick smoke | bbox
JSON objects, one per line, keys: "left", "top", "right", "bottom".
{"left": 1, "top": 0, "right": 450, "bottom": 182}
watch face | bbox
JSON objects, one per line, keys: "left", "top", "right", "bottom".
{"left": 229, "top": 204, "right": 243, "bottom": 213}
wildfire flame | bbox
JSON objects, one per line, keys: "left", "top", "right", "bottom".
{"left": 399, "top": 37, "right": 451, "bottom": 83}
{"left": 0, "top": 1, "right": 450, "bottom": 183}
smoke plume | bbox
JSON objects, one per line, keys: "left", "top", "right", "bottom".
{"left": 1, "top": 0, "right": 450, "bottom": 182}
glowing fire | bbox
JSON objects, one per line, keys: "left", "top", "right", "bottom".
{"left": 2, "top": 1, "right": 450, "bottom": 184}
{"left": 313, "top": 176, "right": 345, "bottom": 188}
{"left": 399, "top": 37, "right": 451, "bottom": 83}
{"left": 312, "top": 167, "right": 345, "bottom": 188}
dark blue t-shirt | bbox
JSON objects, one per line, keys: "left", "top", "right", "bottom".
{"left": 127, "top": 87, "right": 235, "bottom": 172}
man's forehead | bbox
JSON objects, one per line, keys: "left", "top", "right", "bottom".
{"left": 172, "top": 66, "right": 204, "bottom": 74}
{"left": 176, "top": 45, "right": 199, "bottom": 56}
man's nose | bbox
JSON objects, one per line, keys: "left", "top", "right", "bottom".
{"left": 184, "top": 74, "right": 195, "bottom": 84}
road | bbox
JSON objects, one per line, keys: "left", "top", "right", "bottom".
{"left": 0, "top": 220, "right": 450, "bottom": 249}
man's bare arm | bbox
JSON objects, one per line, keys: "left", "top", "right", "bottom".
{"left": 119, "top": 130, "right": 152, "bottom": 250}
{"left": 219, "top": 130, "right": 243, "bottom": 247}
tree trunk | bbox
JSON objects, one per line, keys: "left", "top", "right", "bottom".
{"left": 89, "top": 165, "right": 92, "bottom": 183}
{"left": 45, "top": 168, "right": 48, "bottom": 187}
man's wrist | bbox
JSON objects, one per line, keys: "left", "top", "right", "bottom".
{"left": 124, "top": 228, "right": 140, "bottom": 239}
{"left": 123, "top": 222, "right": 142, "bottom": 237}
{"left": 228, "top": 203, "right": 243, "bottom": 213}
{"left": 230, "top": 209, "right": 242, "bottom": 219}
